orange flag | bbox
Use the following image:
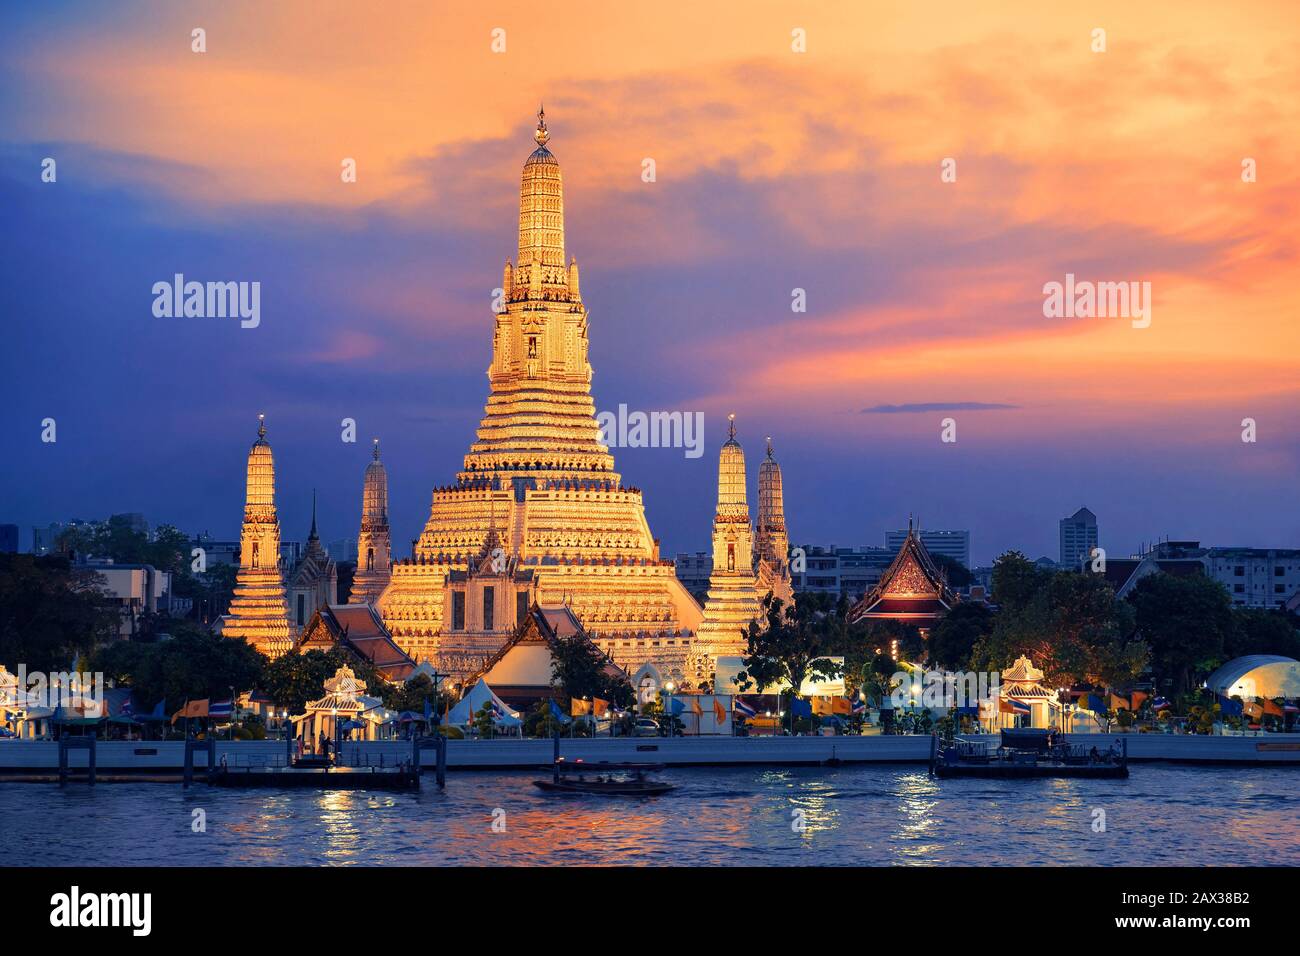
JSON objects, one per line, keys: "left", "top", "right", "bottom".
{"left": 171, "top": 699, "right": 210, "bottom": 723}
{"left": 812, "top": 697, "right": 833, "bottom": 716}
{"left": 592, "top": 697, "right": 610, "bottom": 718}
{"left": 691, "top": 696, "right": 703, "bottom": 716}
{"left": 1262, "top": 698, "right": 1285, "bottom": 717}
{"left": 832, "top": 697, "right": 852, "bottom": 715}
{"left": 570, "top": 698, "right": 591, "bottom": 717}
{"left": 713, "top": 697, "right": 726, "bottom": 724}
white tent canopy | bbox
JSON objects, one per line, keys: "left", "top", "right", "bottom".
{"left": 448, "top": 679, "right": 523, "bottom": 727}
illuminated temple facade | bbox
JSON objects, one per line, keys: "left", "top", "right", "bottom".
{"left": 377, "top": 110, "right": 703, "bottom": 679}
{"left": 222, "top": 416, "right": 293, "bottom": 659}
{"left": 691, "top": 416, "right": 764, "bottom": 673}
{"left": 350, "top": 440, "right": 392, "bottom": 605}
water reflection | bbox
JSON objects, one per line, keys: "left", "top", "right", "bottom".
{"left": 7, "top": 765, "right": 1297, "bottom": 867}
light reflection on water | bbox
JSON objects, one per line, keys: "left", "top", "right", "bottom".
{"left": 4, "top": 764, "right": 1297, "bottom": 866}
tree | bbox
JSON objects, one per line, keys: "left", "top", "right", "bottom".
{"left": 736, "top": 592, "right": 846, "bottom": 702}
{"left": 972, "top": 571, "right": 1145, "bottom": 688}
{"left": 1128, "top": 573, "right": 1235, "bottom": 696}
{"left": 926, "top": 602, "right": 993, "bottom": 670}
{"left": 0, "top": 554, "right": 120, "bottom": 672}
{"left": 931, "top": 553, "right": 973, "bottom": 589}
{"left": 382, "top": 673, "right": 444, "bottom": 716}
{"left": 550, "top": 635, "right": 633, "bottom": 709}
{"left": 1227, "top": 609, "right": 1300, "bottom": 660}
{"left": 860, "top": 619, "right": 924, "bottom": 664}
{"left": 990, "top": 550, "right": 1049, "bottom": 613}
{"left": 91, "top": 623, "right": 266, "bottom": 712}
{"left": 261, "top": 647, "right": 384, "bottom": 714}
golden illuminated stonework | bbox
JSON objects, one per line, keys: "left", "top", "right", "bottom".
{"left": 378, "top": 110, "right": 703, "bottom": 676}
{"left": 222, "top": 415, "right": 293, "bottom": 659}
{"left": 692, "top": 416, "right": 765, "bottom": 675}
{"left": 755, "top": 436, "right": 794, "bottom": 608}
{"left": 350, "top": 439, "right": 392, "bottom": 605}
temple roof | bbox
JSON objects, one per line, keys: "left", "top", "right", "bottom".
{"left": 848, "top": 524, "right": 954, "bottom": 623}
{"left": 296, "top": 604, "right": 414, "bottom": 681}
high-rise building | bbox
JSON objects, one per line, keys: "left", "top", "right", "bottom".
{"left": 1059, "top": 507, "right": 1098, "bottom": 568}
{"left": 792, "top": 545, "right": 895, "bottom": 599}
{"left": 693, "top": 416, "right": 764, "bottom": 674}
{"left": 351, "top": 439, "right": 392, "bottom": 605}
{"left": 376, "top": 110, "right": 702, "bottom": 677}
{"left": 884, "top": 528, "right": 970, "bottom": 568}
{"left": 221, "top": 415, "right": 292, "bottom": 659}
{"left": 0, "top": 525, "right": 17, "bottom": 554}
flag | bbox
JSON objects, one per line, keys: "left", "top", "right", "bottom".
{"left": 570, "top": 698, "right": 591, "bottom": 717}
{"left": 592, "top": 697, "right": 610, "bottom": 718}
{"left": 812, "top": 697, "right": 833, "bottom": 716}
{"left": 669, "top": 697, "right": 685, "bottom": 715}
{"left": 1109, "top": 693, "right": 1130, "bottom": 711}
{"left": 713, "top": 697, "right": 726, "bottom": 724}
{"left": 851, "top": 697, "right": 866, "bottom": 715}
{"left": 691, "top": 697, "right": 703, "bottom": 717}
{"left": 832, "top": 697, "right": 852, "bottom": 716}
{"left": 734, "top": 697, "right": 757, "bottom": 719}
{"left": 121, "top": 696, "right": 135, "bottom": 719}
{"left": 171, "top": 699, "right": 210, "bottom": 723}
{"left": 1152, "top": 696, "right": 1171, "bottom": 710}
{"left": 1130, "top": 690, "right": 1149, "bottom": 709}
{"left": 209, "top": 699, "right": 233, "bottom": 719}
{"left": 791, "top": 697, "right": 813, "bottom": 718}
{"left": 548, "top": 699, "right": 572, "bottom": 725}
{"left": 999, "top": 698, "right": 1029, "bottom": 715}
{"left": 1262, "top": 698, "right": 1284, "bottom": 717}
{"left": 145, "top": 699, "right": 166, "bottom": 721}
{"left": 1217, "top": 695, "right": 1243, "bottom": 717}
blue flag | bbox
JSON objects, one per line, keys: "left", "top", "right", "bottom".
{"left": 791, "top": 697, "right": 813, "bottom": 718}
{"left": 669, "top": 697, "right": 685, "bottom": 715}
{"left": 549, "top": 699, "right": 571, "bottom": 724}
{"left": 423, "top": 697, "right": 433, "bottom": 721}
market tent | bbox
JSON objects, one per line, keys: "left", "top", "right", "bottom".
{"left": 448, "top": 679, "right": 522, "bottom": 727}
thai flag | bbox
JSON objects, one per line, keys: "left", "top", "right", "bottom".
{"left": 851, "top": 697, "right": 866, "bottom": 715}
{"left": 209, "top": 699, "right": 233, "bottom": 719}
{"left": 734, "top": 698, "right": 757, "bottom": 718}
{"left": 1152, "top": 697, "right": 1171, "bottom": 710}
{"left": 121, "top": 696, "right": 135, "bottom": 718}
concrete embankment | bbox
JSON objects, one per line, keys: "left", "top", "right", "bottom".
{"left": 1, "top": 733, "right": 1298, "bottom": 779}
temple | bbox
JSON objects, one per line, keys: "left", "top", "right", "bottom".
{"left": 691, "top": 416, "right": 765, "bottom": 675}
{"left": 350, "top": 439, "right": 392, "bottom": 605}
{"left": 221, "top": 415, "right": 293, "bottom": 659}
{"left": 377, "top": 109, "right": 703, "bottom": 679}
{"left": 287, "top": 491, "right": 338, "bottom": 636}
{"left": 754, "top": 436, "right": 794, "bottom": 608}
{"left": 847, "top": 520, "right": 954, "bottom": 636}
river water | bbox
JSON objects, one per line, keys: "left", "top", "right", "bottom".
{"left": 4, "top": 764, "right": 1296, "bottom": 866}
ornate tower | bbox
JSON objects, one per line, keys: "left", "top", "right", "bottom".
{"left": 223, "top": 415, "right": 293, "bottom": 659}
{"left": 693, "top": 415, "right": 763, "bottom": 674}
{"left": 378, "top": 109, "right": 703, "bottom": 672}
{"left": 351, "top": 439, "right": 392, "bottom": 605}
{"left": 755, "top": 437, "right": 790, "bottom": 570}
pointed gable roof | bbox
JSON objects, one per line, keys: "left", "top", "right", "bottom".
{"left": 848, "top": 526, "right": 955, "bottom": 624}
{"left": 466, "top": 602, "right": 623, "bottom": 696}
{"left": 294, "top": 603, "right": 415, "bottom": 682}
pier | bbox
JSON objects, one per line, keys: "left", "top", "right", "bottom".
{"left": 2, "top": 732, "right": 1299, "bottom": 780}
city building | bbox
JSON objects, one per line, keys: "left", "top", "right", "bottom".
{"left": 673, "top": 551, "right": 712, "bottom": 597}
{"left": 376, "top": 110, "right": 703, "bottom": 678}
{"left": 1059, "top": 506, "right": 1098, "bottom": 568}
{"left": 848, "top": 522, "right": 956, "bottom": 637}
{"left": 220, "top": 415, "right": 293, "bottom": 658}
{"left": 0, "top": 524, "right": 17, "bottom": 553}
{"left": 1143, "top": 541, "right": 1300, "bottom": 609}
{"left": 79, "top": 559, "right": 174, "bottom": 637}
{"left": 350, "top": 440, "right": 392, "bottom": 604}
{"left": 884, "top": 528, "right": 970, "bottom": 568}
{"left": 190, "top": 533, "right": 240, "bottom": 568}
{"left": 793, "top": 546, "right": 897, "bottom": 599}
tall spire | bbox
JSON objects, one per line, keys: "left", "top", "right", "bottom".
{"left": 223, "top": 415, "right": 292, "bottom": 658}
{"left": 352, "top": 437, "right": 392, "bottom": 605}
{"left": 309, "top": 489, "right": 318, "bottom": 540}
{"left": 756, "top": 435, "right": 790, "bottom": 572}
{"left": 517, "top": 106, "right": 566, "bottom": 287}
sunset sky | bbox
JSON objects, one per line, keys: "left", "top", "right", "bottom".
{"left": 3, "top": 1, "right": 1298, "bottom": 564}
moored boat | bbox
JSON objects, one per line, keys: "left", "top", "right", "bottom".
{"left": 932, "top": 729, "right": 1129, "bottom": 779}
